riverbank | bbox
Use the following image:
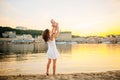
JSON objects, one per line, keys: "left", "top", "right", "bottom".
{"left": 0, "top": 70, "right": 120, "bottom": 80}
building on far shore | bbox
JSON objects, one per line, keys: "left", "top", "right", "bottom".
{"left": 34, "top": 35, "right": 44, "bottom": 43}
{"left": 56, "top": 32, "right": 72, "bottom": 41}
{"left": 13, "top": 34, "right": 34, "bottom": 43}
{"left": 16, "top": 26, "right": 27, "bottom": 30}
{"left": 35, "top": 32, "right": 72, "bottom": 43}
{"left": 116, "top": 35, "right": 120, "bottom": 43}
{"left": 2, "top": 31, "right": 16, "bottom": 38}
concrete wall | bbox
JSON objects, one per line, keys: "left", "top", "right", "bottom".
{"left": 56, "top": 32, "right": 72, "bottom": 41}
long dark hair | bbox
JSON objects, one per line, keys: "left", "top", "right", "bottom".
{"left": 42, "top": 29, "right": 50, "bottom": 42}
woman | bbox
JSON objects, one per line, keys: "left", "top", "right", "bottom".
{"left": 42, "top": 19, "right": 60, "bottom": 76}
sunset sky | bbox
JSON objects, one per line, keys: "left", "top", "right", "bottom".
{"left": 0, "top": 0, "right": 120, "bottom": 36}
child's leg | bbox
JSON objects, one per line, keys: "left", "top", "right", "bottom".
{"left": 53, "top": 59, "right": 57, "bottom": 75}
{"left": 52, "top": 26, "right": 56, "bottom": 33}
{"left": 46, "top": 59, "right": 51, "bottom": 75}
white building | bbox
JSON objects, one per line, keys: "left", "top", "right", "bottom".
{"left": 13, "top": 34, "right": 34, "bottom": 43}
{"left": 16, "top": 34, "right": 33, "bottom": 40}
{"left": 56, "top": 32, "right": 72, "bottom": 41}
{"left": 2, "top": 31, "right": 16, "bottom": 38}
{"left": 34, "top": 36, "right": 44, "bottom": 43}
{"left": 86, "top": 36, "right": 102, "bottom": 43}
{"left": 16, "top": 26, "right": 27, "bottom": 30}
{"left": 116, "top": 35, "right": 120, "bottom": 43}
{"left": 71, "top": 37, "right": 87, "bottom": 43}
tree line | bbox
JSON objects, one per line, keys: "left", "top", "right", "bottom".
{"left": 0, "top": 26, "right": 43, "bottom": 38}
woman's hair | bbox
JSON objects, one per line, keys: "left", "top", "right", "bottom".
{"left": 42, "top": 29, "right": 50, "bottom": 42}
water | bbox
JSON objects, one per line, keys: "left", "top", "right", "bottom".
{"left": 0, "top": 43, "right": 120, "bottom": 75}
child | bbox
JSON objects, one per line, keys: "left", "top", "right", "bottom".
{"left": 42, "top": 19, "right": 60, "bottom": 76}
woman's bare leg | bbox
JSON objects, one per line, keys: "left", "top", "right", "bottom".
{"left": 53, "top": 59, "right": 57, "bottom": 75}
{"left": 46, "top": 59, "right": 51, "bottom": 75}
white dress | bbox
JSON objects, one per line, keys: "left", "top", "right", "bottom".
{"left": 47, "top": 39, "right": 60, "bottom": 59}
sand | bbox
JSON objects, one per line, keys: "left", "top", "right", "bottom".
{"left": 0, "top": 70, "right": 120, "bottom": 80}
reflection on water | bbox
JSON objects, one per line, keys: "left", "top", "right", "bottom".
{"left": 0, "top": 43, "right": 71, "bottom": 54}
{"left": 0, "top": 43, "right": 47, "bottom": 54}
{"left": 71, "top": 44, "right": 120, "bottom": 72}
{"left": 0, "top": 43, "right": 120, "bottom": 75}
{"left": 0, "top": 43, "right": 71, "bottom": 61}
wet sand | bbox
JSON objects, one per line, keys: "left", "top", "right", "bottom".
{"left": 0, "top": 70, "right": 120, "bottom": 80}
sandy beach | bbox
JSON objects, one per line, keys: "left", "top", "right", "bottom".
{"left": 0, "top": 70, "right": 120, "bottom": 80}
